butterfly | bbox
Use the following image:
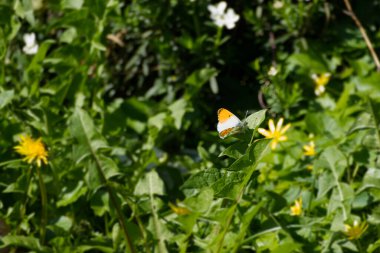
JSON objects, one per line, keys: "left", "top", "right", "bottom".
{"left": 217, "top": 108, "right": 243, "bottom": 139}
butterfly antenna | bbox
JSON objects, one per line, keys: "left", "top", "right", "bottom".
{"left": 244, "top": 110, "right": 249, "bottom": 120}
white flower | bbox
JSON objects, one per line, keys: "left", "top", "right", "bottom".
{"left": 208, "top": 2, "right": 227, "bottom": 27}
{"left": 208, "top": 2, "right": 239, "bottom": 30}
{"left": 273, "top": 1, "right": 284, "bottom": 9}
{"left": 223, "top": 8, "right": 239, "bottom": 30}
{"left": 23, "top": 33, "right": 39, "bottom": 55}
{"left": 268, "top": 66, "right": 278, "bottom": 76}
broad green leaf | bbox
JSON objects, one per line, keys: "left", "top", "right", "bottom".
{"left": 69, "top": 108, "right": 108, "bottom": 157}
{"left": 185, "top": 67, "right": 217, "bottom": 97}
{"left": 185, "top": 187, "right": 214, "bottom": 213}
{"left": 287, "top": 53, "right": 327, "bottom": 72}
{"left": 245, "top": 109, "right": 267, "bottom": 130}
{"left": 134, "top": 170, "right": 165, "bottom": 196}
{"left": 0, "top": 235, "right": 52, "bottom": 253}
{"left": 317, "top": 171, "right": 335, "bottom": 199}
{"left": 90, "top": 189, "right": 110, "bottom": 216}
{"left": 57, "top": 180, "right": 87, "bottom": 207}
{"left": 61, "top": 0, "right": 84, "bottom": 9}
{"left": 168, "top": 98, "right": 187, "bottom": 129}
{"left": 358, "top": 168, "right": 380, "bottom": 192}
{"left": 226, "top": 154, "right": 251, "bottom": 171}
{"left": 59, "top": 27, "right": 77, "bottom": 43}
{"left": 50, "top": 216, "right": 73, "bottom": 232}
{"left": 0, "top": 90, "right": 14, "bottom": 109}
{"left": 219, "top": 142, "right": 247, "bottom": 159}
{"left": 249, "top": 139, "right": 271, "bottom": 162}
{"left": 353, "top": 73, "right": 380, "bottom": 99}
{"left": 181, "top": 168, "right": 221, "bottom": 191}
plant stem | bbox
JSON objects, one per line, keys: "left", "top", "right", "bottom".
{"left": 343, "top": 0, "right": 380, "bottom": 71}
{"left": 91, "top": 152, "right": 136, "bottom": 253}
{"left": 214, "top": 27, "right": 223, "bottom": 48}
{"left": 36, "top": 165, "right": 47, "bottom": 245}
{"left": 10, "top": 167, "right": 34, "bottom": 253}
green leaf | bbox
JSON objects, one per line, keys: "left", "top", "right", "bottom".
{"left": 249, "top": 139, "right": 271, "bottom": 162}
{"left": 231, "top": 202, "right": 265, "bottom": 252}
{"left": 287, "top": 53, "right": 327, "bottom": 72}
{"left": 185, "top": 67, "right": 217, "bottom": 97}
{"left": 185, "top": 187, "right": 214, "bottom": 213}
{"left": 219, "top": 142, "right": 247, "bottom": 159}
{"left": 134, "top": 170, "right": 165, "bottom": 196}
{"left": 317, "top": 171, "right": 335, "bottom": 199}
{"left": 57, "top": 180, "right": 87, "bottom": 207}
{"left": 69, "top": 108, "right": 108, "bottom": 160}
{"left": 0, "top": 235, "right": 52, "bottom": 253}
{"left": 61, "top": 0, "right": 84, "bottom": 9}
{"left": 59, "top": 27, "right": 77, "bottom": 43}
{"left": 226, "top": 154, "right": 251, "bottom": 171}
{"left": 181, "top": 168, "right": 221, "bottom": 192}
{"left": 0, "top": 90, "right": 14, "bottom": 109}
{"left": 90, "top": 189, "right": 110, "bottom": 216}
{"left": 168, "top": 98, "right": 187, "bottom": 129}
{"left": 359, "top": 167, "right": 380, "bottom": 191}
{"left": 245, "top": 109, "right": 267, "bottom": 130}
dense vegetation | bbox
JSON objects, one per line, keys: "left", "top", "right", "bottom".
{"left": 1, "top": 0, "right": 380, "bottom": 252}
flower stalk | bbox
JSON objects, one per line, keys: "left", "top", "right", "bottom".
{"left": 36, "top": 165, "right": 47, "bottom": 244}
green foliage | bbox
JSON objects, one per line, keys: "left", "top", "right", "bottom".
{"left": 1, "top": 0, "right": 380, "bottom": 252}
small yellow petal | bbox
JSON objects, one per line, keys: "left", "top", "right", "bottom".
{"left": 276, "top": 118, "right": 284, "bottom": 131}
{"left": 270, "top": 140, "right": 278, "bottom": 150}
{"left": 280, "top": 123, "right": 291, "bottom": 134}
{"left": 258, "top": 128, "right": 272, "bottom": 138}
{"left": 268, "top": 119, "right": 276, "bottom": 133}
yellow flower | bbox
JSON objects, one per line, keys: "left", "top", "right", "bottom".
{"left": 311, "top": 73, "right": 331, "bottom": 96}
{"left": 344, "top": 220, "right": 368, "bottom": 240}
{"left": 258, "top": 118, "right": 291, "bottom": 150}
{"left": 290, "top": 198, "right": 302, "bottom": 216}
{"left": 14, "top": 135, "right": 48, "bottom": 167}
{"left": 303, "top": 141, "right": 316, "bottom": 156}
{"left": 306, "top": 164, "right": 313, "bottom": 171}
{"left": 168, "top": 202, "right": 191, "bottom": 215}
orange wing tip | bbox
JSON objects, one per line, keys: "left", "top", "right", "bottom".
{"left": 218, "top": 108, "right": 234, "bottom": 123}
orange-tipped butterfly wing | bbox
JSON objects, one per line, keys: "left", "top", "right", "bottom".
{"left": 217, "top": 108, "right": 242, "bottom": 139}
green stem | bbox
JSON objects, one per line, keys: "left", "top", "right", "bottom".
{"left": 356, "top": 239, "right": 364, "bottom": 253}
{"left": 91, "top": 150, "right": 136, "bottom": 253}
{"left": 36, "top": 165, "right": 47, "bottom": 245}
{"left": 10, "top": 166, "right": 33, "bottom": 253}
{"left": 214, "top": 27, "right": 223, "bottom": 48}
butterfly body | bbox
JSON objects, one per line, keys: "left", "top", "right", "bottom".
{"left": 217, "top": 108, "right": 243, "bottom": 139}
